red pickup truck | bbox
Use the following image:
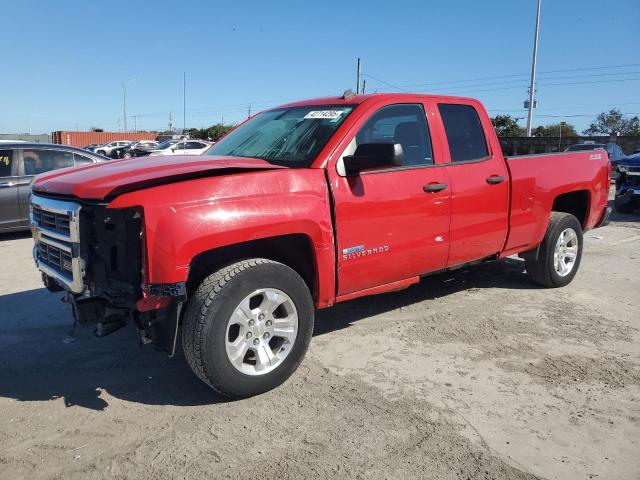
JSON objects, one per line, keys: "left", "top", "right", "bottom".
{"left": 30, "top": 93, "right": 611, "bottom": 398}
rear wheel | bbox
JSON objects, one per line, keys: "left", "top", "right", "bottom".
{"left": 182, "top": 258, "right": 314, "bottom": 398}
{"left": 525, "top": 212, "right": 583, "bottom": 288}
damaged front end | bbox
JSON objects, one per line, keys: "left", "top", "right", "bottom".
{"left": 30, "top": 194, "right": 184, "bottom": 355}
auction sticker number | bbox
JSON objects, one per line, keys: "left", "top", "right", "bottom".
{"left": 304, "top": 110, "right": 344, "bottom": 120}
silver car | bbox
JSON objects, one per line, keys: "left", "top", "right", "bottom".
{"left": 0, "top": 143, "right": 108, "bottom": 232}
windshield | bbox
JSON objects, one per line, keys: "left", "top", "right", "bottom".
{"left": 205, "top": 104, "right": 354, "bottom": 166}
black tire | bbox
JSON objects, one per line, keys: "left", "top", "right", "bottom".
{"left": 96, "top": 150, "right": 106, "bottom": 156}
{"left": 182, "top": 258, "right": 314, "bottom": 399}
{"left": 525, "top": 212, "right": 583, "bottom": 288}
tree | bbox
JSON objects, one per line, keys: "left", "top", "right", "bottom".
{"left": 532, "top": 122, "right": 577, "bottom": 137}
{"left": 491, "top": 114, "right": 524, "bottom": 136}
{"left": 583, "top": 109, "right": 640, "bottom": 136}
{"left": 184, "top": 124, "right": 234, "bottom": 141}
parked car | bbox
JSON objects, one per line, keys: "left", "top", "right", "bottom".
{"left": 0, "top": 143, "right": 107, "bottom": 232}
{"left": 95, "top": 141, "right": 132, "bottom": 156}
{"left": 614, "top": 153, "right": 640, "bottom": 213}
{"left": 114, "top": 141, "right": 160, "bottom": 159}
{"left": 147, "top": 139, "right": 211, "bottom": 156}
{"left": 83, "top": 143, "right": 102, "bottom": 152}
{"left": 30, "top": 93, "right": 610, "bottom": 398}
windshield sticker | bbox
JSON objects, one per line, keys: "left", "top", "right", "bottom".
{"left": 304, "top": 110, "right": 344, "bottom": 120}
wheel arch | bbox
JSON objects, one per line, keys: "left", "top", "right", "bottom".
{"left": 186, "top": 234, "right": 320, "bottom": 304}
{"left": 551, "top": 189, "right": 590, "bottom": 228}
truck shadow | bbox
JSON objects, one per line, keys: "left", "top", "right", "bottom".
{"left": 315, "top": 258, "right": 533, "bottom": 336}
{"left": 0, "top": 258, "right": 533, "bottom": 410}
{"left": 0, "top": 230, "right": 32, "bottom": 241}
{"left": 0, "top": 288, "right": 226, "bottom": 410}
{"left": 607, "top": 199, "right": 640, "bottom": 223}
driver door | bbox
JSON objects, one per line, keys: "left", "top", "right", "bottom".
{"left": 327, "top": 102, "right": 451, "bottom": 295}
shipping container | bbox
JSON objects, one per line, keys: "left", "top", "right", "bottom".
{"left": 52, "top": 131, "right": 156, "bottom": 148}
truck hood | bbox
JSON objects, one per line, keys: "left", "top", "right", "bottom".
{"left": 32, "top": 155, "right": 285, "bottom": 200}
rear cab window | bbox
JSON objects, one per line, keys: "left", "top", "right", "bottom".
{"left": 438, "top": 104, "right": 489, "bottom": 163}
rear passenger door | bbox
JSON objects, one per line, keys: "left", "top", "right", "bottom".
{"left": 437, "top": 103, "right": 509, "bottom": 267}
{"left": 0, "top": 149, "right": 22, "bottom": 230}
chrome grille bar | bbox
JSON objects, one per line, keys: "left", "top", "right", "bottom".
{"left": 30, "top": 195, "right": 84, "bottom": 293}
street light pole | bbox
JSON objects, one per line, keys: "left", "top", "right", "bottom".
{"left": 122, "top": 81, "right": 127, "bottom": 133}
{"left": 525, "top": 0, "right": 542, "bottom": 137}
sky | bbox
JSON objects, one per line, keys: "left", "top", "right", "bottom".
{"left": 1, "top": 0, "right": 639, "bottom": 134}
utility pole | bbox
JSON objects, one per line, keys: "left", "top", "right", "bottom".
{"left": 183, "top": 72, "right": 186, "bottom": 133}
{"left": 169, "top": 111, "right": 173, "bottom": 132}
{"left": 122, "top": 81, "right": 127, "bottom": 133}
{"left": 362, "top": 79, "right": 366, "bottom": 95}
{"left": 133, "top": 115, "right": 138, "bottom": 132}
{"left": 248, "top": 105, "right": 251, "bottom": 118}
{"left": 356, "top": 58, "right": 362, "bottom": 94}
{"left": 558, "top": 121, "right": 565, "bottom": 151}
{"left": 525, "top": 0, "right": 542, "bottom": 137}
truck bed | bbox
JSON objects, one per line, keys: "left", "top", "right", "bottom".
{"left": 503, "top": 150, "right": 610, "bottom": 255}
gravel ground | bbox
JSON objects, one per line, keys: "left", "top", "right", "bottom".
{"left": 0, "top": 202, "right": 638, "bottom": 480}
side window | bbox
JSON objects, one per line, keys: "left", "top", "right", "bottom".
{"left": 0, "top": 150, "right": 13, "bottom": 176}
{"left": 175, "top": 142, "right": 186, "bottom": 150}
{"left": 355, "top": 104, "right": 433, "bottom": 167}
{"left": 186, "top": 141, "right": 204, "bottom": 149}
{"left": 73, "top": 153, "right": 95, "bottom": 165}
{"left": 438, "top": 104, "right": 489, "bottom": 162}
{"left": 22, "top": 149, "right": 74, "bottom": 175}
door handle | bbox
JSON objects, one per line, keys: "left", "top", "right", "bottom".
{"left": 486, "top": 175, "right": 505, "bottom": 185}
{"left": 423, "top": 182, "right": 447, "bottom": 193}
{"left": 0, "top": 181, "right": 15, "bottom": 188}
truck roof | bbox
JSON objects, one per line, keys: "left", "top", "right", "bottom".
{"left": 276, "top": 92, "right": 480, "bottom": 109}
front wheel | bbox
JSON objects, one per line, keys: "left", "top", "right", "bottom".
{"left": 182, "top": 258, "right": 314, "bottom": 398}
{"left": 525, "top": 212, "right": 583, "bottom": 288}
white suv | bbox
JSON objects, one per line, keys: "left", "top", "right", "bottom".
{"left": 148, "top": 140, "right": 211, "bottom": 156}
{"left": 95, "top": 141, "right": 132, "bottom": 156}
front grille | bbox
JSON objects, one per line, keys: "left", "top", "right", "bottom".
{"left": 30, "top": 195, "right": 84, "bottom": 293}
{"left": 38, "top": 241, "right": 73, "bottom": 276}
{"left": 32, "top": 205, "right": 71, "bottom": 236}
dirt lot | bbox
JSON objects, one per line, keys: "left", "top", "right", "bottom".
{"left": 1, "top": 205, "right": 639, "bottom": 480}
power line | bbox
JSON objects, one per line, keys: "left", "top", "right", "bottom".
{"left": 363, "top": 62, "right": 640, "bottom": 91}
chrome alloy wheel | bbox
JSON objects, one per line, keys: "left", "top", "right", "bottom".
{"left": 225, "top": 288, "right": 298, "bottom": 376}
{"left": 553, "top": 227, "right": 579, "bottom": 277}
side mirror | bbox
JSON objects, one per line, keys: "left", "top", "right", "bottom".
{"left": 343, "top": 143, "right": 403, "bottom": 176}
